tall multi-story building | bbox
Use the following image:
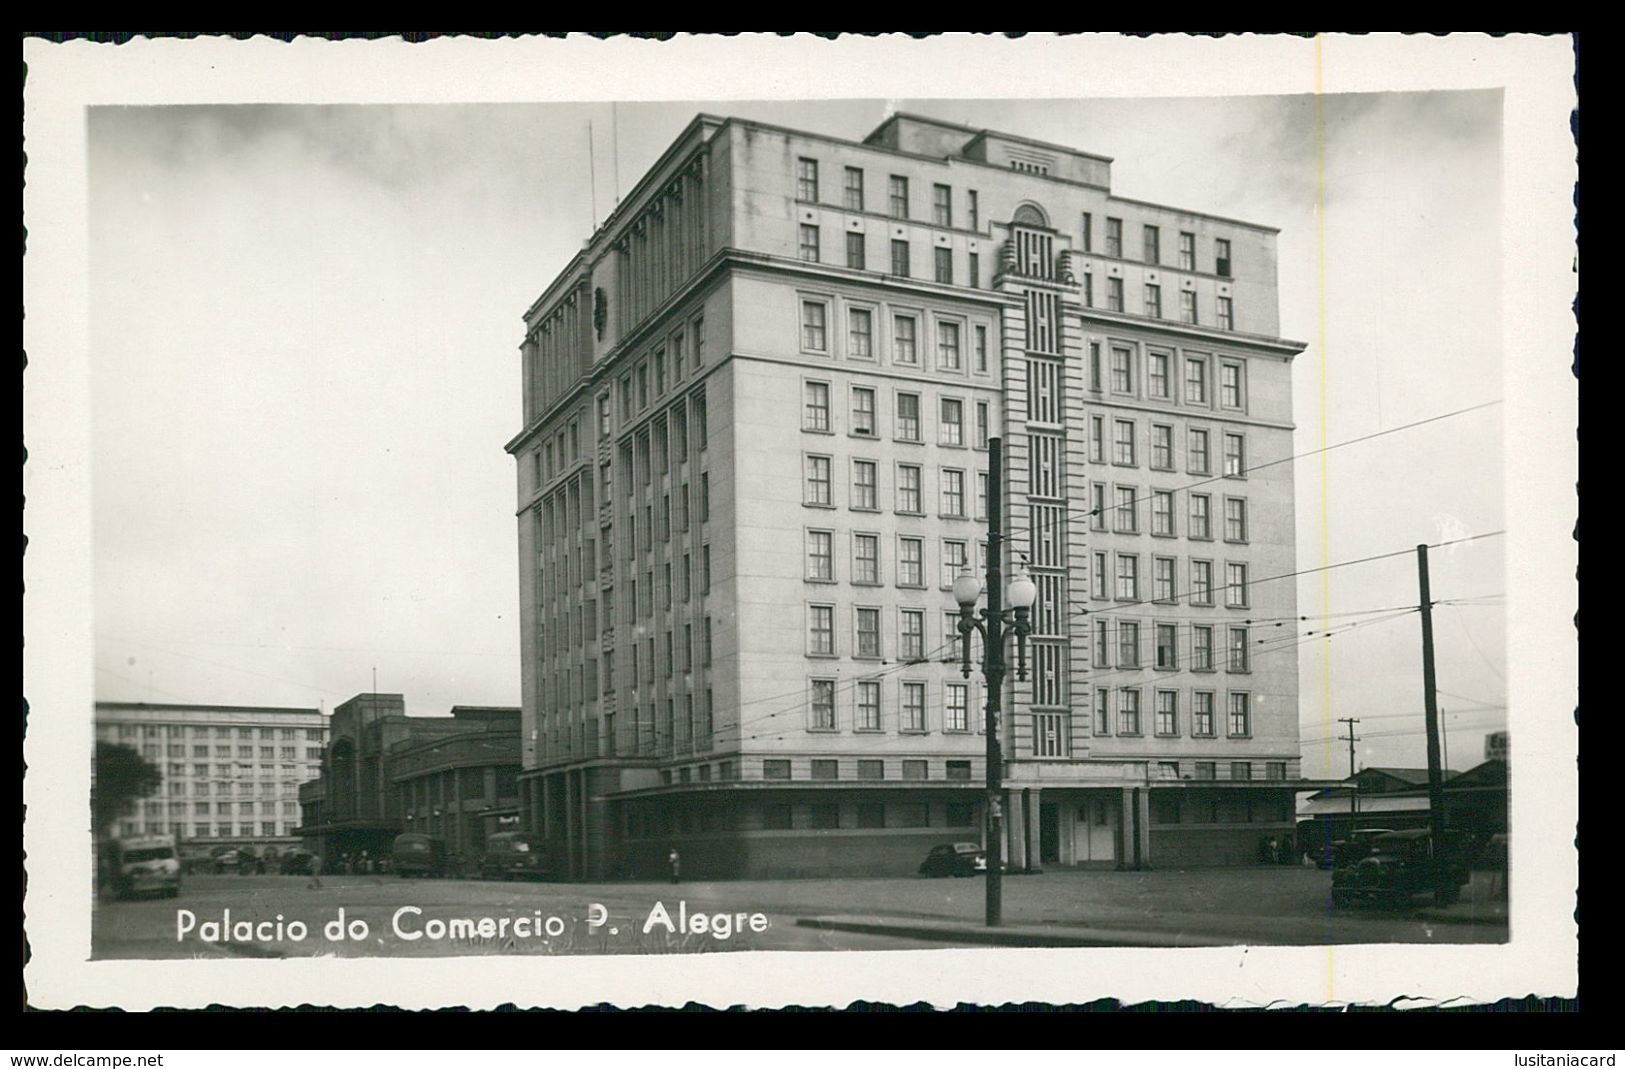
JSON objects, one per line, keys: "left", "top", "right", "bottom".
{"left": 94, "top": 701, "right": 328, "bottom": 853}
{"left": 506, "top": 112, "right": 1310, "bottom": 878}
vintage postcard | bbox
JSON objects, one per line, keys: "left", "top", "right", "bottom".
{"left": 22, "top": 33, "right": 1578, "bottom": 1010}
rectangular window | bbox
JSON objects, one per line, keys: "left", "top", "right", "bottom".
{"left": 899, "top": 537, "right": 924, "bottom": 586}
{"left": 1231, "top": 762, "right": 1252, "bottom": 782}
{"left": 1089, "top": 342, "right": 1102, "bottom": 391}
{"left": 1215, "top": 238, "right": 1232, "bottom": 277}
{"left": 1114, "top": 486, "right": 1139, "bottom": 534}
{"left": 806, "top": 530, "right": 833, "bottom": 580}
{"left": 1105, "top": 217, "right": 1122, "bottom": 258}
{"left": 1229, "top": 626, "right": 1250, "bottom": 673}
{"left": 1228, "top": 693, "right": 1250, "bottom": 737}
{"left": 1193, "top": 625, "right": 1215, "bottom": 672}
{"left": 1151, "top": 424, "right": 1174, "bottom": 470}
{"left": 803, "top": 381, "right": 830, "bottom": 431}
{"left": 1116, "top": 556, "right": 1140, "bottom": 605}
{"left": 1153, "top": 556, "right": 1176, "bottom": 602}
{"left": 763, "top": 760, "right": 792, "bottom": 782}
{"left": 896, "top": 393, "right": 921, "bottom": 442}
{"left": 1189, "top": 493, "right": 1212, "bottom": 539}
{"left": 932, "top": 183, "right": 952, "bottom": 226}
{"left": 933, "top": 246, "right": 952, "bottom": 284}
{"left": 1194, "top": 692, "right": 1215, "bottom": 736}
{"left": 1081, "top": 212, "right": 1093, "bottom": 252}
{"left": 976, "top": 471, "right": 989, "bottom": 519}
{"left": 1148, "top": 351, "right": 1170, "bottom": 399}
{"left": 801, "top": 300, "right": 827, "bottom": 351}
{"left": 1143, "top": 225, "right": 1160, "bottom": 265}
{"left": 1118, "top": 620, "right": 1141, "bottom": 668}
{"left": 1222, "top": 433, "right": 1247, "bottom": 479}
{"left": 851, "top": 386, "right": 877, "bottom": 436}
{"left": 808, "top": 605, "right": 835, "bottom": 655}
{"left": 941, "top": 538, "right": 968, "bottom": 586}
{"left": 939, "top": 397, "right": 964, "bottom": 445}
{"left": 1033, "top": 712, "right": 1067, "bottom": 758}
{"left": 844, "top": 166, "right": 864, "bottom": 210}
{"left": 1221, "top": 361, "right": 1245, "bottom": 409}
{"left": 1144, "top": 283, "right": 1162, "bottom": 319}
{"left": 1224, "top": 497, "right": 1248, "bottom": 542}
{"left": 1217, "top": 296, "right": 1234, "bottom": 331}
{"left": 1156, "top": 623, "right": 1178, "bottom": 669}
{"left": 1092, "top": 552, "right": 1109, "bottom": 601}
{"left": 1155, "top": 690, "right": 1179, "bottom": 735}
{"left": 856, "top": 606, "right": 882, "bottom": 657}
{"left": 1113, "top": 419, "right": 1136, "bottom": 465}
{"left": 804, "top": 454, "right": 832, "bottom": 506}
{"left": 839, "top": 309, "right": 872, "bottom": 361}
{"left": 1110, "top": 346, "right": 1134, "bottom": 393}
{"left": 889, "top": 175, "right": 909, "bottom": 218}
{"left": 854, "top": 533, "right": 880, "bottom": 584}
{"left": 890, "top": 239, "right": 911, "bottom": 277}
{"left": 1226, "top": 562, "right": 1250, "bottom": 608}
{"left": 797, "top": 157, "right": 819, "bottom": 202}
{"left": 900, "top": 609, "right": 925, "bottom": 661}
{"left": 1151, "top": 491, "right": 1175, "bottom": 537}
{"left": 798, "top": 223, "right": 820, "bottom": 263}
{"left": 811, "top": 679, "right": 836, "bottom": 729}
{"left": 974, "top": 326, "right": 989, "bottom": 374}
{"left": 968, "top": 190, "right": 979, "bottom": 230}
{"left": 1180, "top": 290, "right": 1198, "bottom": 325}
{"left": 901, "top": 683, "right": 926, "bottom": 732}
{"left": 893, "top": 315, "right": 918, "bottom": 364}
{"left": 1185, "top": 358, "right": 1208, "bottom": 405}
{"left": 857, "top": 682, "right": 881, "bottom": 731}
{"left": 968, "top": 251, "right": 979, "bottom": 288}
{"left": 1118, "top": 689, "right": 1142, "bottom": 735}
{"left": 846, "top": 230, "right": 866, "bottom": 270}
{"left": 1107, "top": 277, "right": 1124, "bottom": 313}
{"left": 1188, "top": 429, "right": 1211, "bottom": 474}
{"left": 852, "top": 460, "right": 878, "bottom": 510}
{"left": 897, "top": 464, "right": 922, "bottom": 513}
{"left": 1094, "top": 688, "right": 1111, "bottom": 734}
{"left": 937, "top": 322, "right": 962, "bottom": 370}
{"left": 1267, "top": 761, "right": 1288, "bottom": 781}
{"left": 941, "top": 470, "right": 966, "bottom": 518}
{"left": 1191, "top": 560, "right": 1214, "bottom": 606}
{"left": 1179, "top": 231, "right": 1196, "bottom": 270}
{"left": 1089, "top": 416, "right": 1106, "bottom": 463}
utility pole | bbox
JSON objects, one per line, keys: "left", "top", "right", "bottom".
{"left": 1417, "top": 544, "right": 1449, "bottom": 898}
{"left": 1338, "top": 716, "right": 1361, "bottom": 821}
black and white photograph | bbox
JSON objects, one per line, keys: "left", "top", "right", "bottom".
{"left": 22, "top": 33, "right": 1577, "bottom": 1011}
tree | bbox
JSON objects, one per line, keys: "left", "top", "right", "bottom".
{"left": 92, "top": 741, "right": 162, "bottom": 838}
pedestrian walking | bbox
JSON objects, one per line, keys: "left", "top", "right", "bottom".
{"left": 308, "top": 853, "right": 323, "bottom": 890}
{"left": 668, "top": 846, "right": 681, "bottom": 885}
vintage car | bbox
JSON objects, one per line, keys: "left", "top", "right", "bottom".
{"left": 1330, "top": 829, "right": 1473, "bottom": 908}
{"left": 478, "top": 832, "right": 550, "bottom": 881}
{"left": 103, "top": 835, "right": 182, "bottom": 899}
{"left": 918, "top": 842, "right": 989, "bottom": 878}
{"left": 391, "top": 833, "right": 448, "bottom": 878}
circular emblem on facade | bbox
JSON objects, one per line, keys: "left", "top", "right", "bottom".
{"left": 593, "top": 287, "right": 608, "bottom": 340}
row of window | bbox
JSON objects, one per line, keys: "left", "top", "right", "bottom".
{"left": 1091, "top": 618, "right": 1255, "bottom": 674}
{"left": 800, "top": 298, "right": 994, "bottom": 374}
{"left": 798, "top": 225, "right": 986, "bottom": 289}
{"left": 801, "top": 380, "right": 997, "bottom": 447}
{"left": 117, "top": 823, "right": 297, "bottom": 840}
{"left": 606, "top": 315, "right": 708, "bottom": 432}
{"left": 1089, "top": 344, "right": 1247, "bottom": 408}
{"left": 766, "top": 754, "right": 978, "bottom": 784}
{"left": 1089, "top": 419, "right": 1247, "bottom": 478}
{"left": 1089, "top": 488, "right": 1251, "bottom": 543}
{"left": 801, "top": 677, "right": 978, "bottom": 734}
{"left": 1089, "top": 553, "right": 1253, "bottom": 608}
{"left": 796, "top": 159, "right": 978, "bottom": 231}
{"left": 1079, "top": 276, "right": 1233, "bottom": 330}
{"left": 164, "top": 780, "right": 303, "bottom": 797}
{"left": 1081, "top": 214, "right": 1234, "bottom": 277}
{"left": 804, "top": 530, "right": 988, "bottom": 591}
{"left": 142, "top": 800, "right": 301, "bottom": 815}
{"left": 137, "top": 745, "right": 317, "bottom": 761}
{"left": 101, "top": 725, "right": 322, "bottom": 740}
{"left": 160, "top": 774, "right": 304, "bottom": 792}
{"left": 1092, "top": 687, "right": 1256, "bottom": 739}
{"left": 803, "top": 455, "right": 990, "bottom": 520}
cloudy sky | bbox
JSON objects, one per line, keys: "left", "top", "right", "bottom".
{"left": 83, "top": 58, "right": 1515, "bottom": 779}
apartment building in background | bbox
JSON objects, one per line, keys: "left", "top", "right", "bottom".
{"left": 506, "top": 111, "right": 1315, "bottom": 878}
{"left": 94, "top": 701, "right": 328, "bottom": 856}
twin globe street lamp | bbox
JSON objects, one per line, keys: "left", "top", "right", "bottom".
{"left": 950, "top": 437, "right": 1036, "bottom": 928}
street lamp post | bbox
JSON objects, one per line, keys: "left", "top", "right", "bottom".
{"left": 953, "top": 437, "right": 1036, "bottom": 928}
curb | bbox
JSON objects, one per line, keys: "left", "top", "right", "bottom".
{"left": 796, "top": 916, "right": 1239, "bottom": 948}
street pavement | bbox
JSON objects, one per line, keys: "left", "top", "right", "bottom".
{"left": 90, "top": 865, "right": 1506, "bottom": 960}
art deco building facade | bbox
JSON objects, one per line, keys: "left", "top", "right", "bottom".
{"left": 94, "top": 701, "right": 328, "bottom": 851}
{"left": 506, "top": 113, "right": 1308, "bottom": 878}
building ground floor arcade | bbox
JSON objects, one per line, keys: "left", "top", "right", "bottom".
{"left": 518, "top": 762, "right": 1333, "bottom": 881}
